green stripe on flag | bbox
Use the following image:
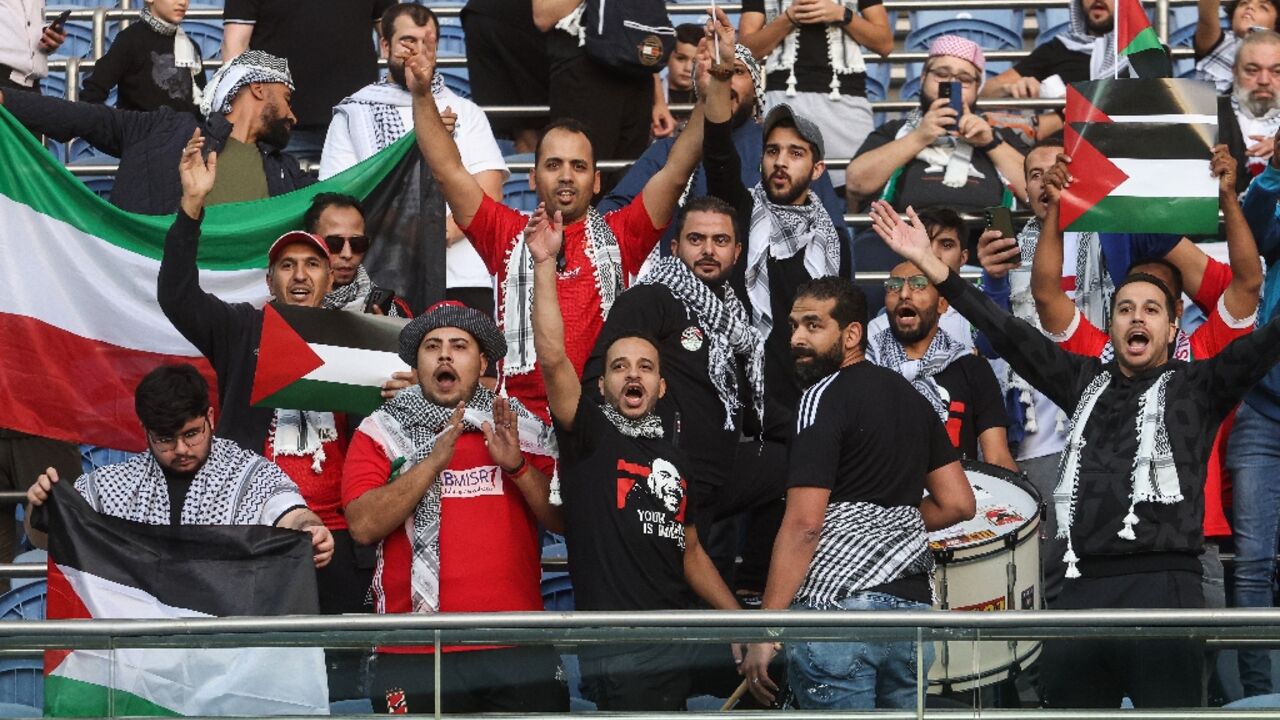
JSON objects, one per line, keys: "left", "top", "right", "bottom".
{"left": 255, "top": 378, "right": 385, "bottom": 416}
{"left": 1122, "top": 26, "right": 1163, "bottom": 56}
{"left": 45, "top": 673, "right": 182, "bottom": 717}
{"left": 0, "top": 106, "right": 412, "bottom": 270}
{"left": 1067, "top": 195, "right": 1220, "bottom": 234}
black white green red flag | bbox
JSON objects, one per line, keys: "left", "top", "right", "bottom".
{"left": 40, "top": 481, "right": 327, "bottom": 716}
{"left": 1061, "top": 79, "right": 1219, "bottom": 234}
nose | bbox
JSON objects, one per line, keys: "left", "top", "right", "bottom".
{"left": 339, "top": 241, "right": 354, "bottom": 259}
{"left": 290, "top": 263, "right": 308, "bottom": 282}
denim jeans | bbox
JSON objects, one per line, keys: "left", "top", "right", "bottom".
{"left": 1227, "top": 403, "right": 1280, "bottom": 697}
{"left": 786, "top": 592, "right": 934, "bottom": 709}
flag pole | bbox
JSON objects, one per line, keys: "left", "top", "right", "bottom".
{"left": 1114, "top": 5, "right": 1120, "bottom": 80}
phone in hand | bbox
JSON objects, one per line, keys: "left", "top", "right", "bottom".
{"left": 364, "top": 288, "right": 396, "bottom": 315}
{"left": 942, "top": 80, "right": 965, "bottom": 120}
{"left": 984, "top": 206, "right": 1017, "bottom": 242}
{"left": 48, "top": 9, "right": 72, "bottom": 33}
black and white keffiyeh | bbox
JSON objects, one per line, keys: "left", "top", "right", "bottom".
{"left": 1057, "top": 0, "right": 1129, "bottom": 79}
{"left": 892, "top": 108, "right": 981, "bottom": 190}
{"left": 200, "top": 50, "right": 293, "bottom": 119}
{"left": 73, "top": 438, "right": 305, "bottom": 526}
{"left": 794, "top": 501, "right": 935, "bottom": 608}
{"left": 638, "top": 257, "right": 765, "bottom": 430}
{"left": 502, "top": 208, "right": 623, "bottom": 375}
{"left": 600, "top": 403, "right": 665, "bottom": 439}
{"left": 1054, "top": 370, "right": 1180, "bottom": 579}
{"left": 332, "top": 76, "right": 448, "bottom": 159}
{"left": 873, "top": 326, "right": 970, "bottom": 421}
{"left": 269, "top": 409, "right": 338, "bottom": 473}
{"left": 759, "top": 0, "right": 866, "bottom": 98}
{"left": 360, "top": 386, "right": 556, "bottom": 614}
{"left": 745, "top": 185, "right": 842, "bottom": 338}
{"left": 323, "top": 265, "right": 406, "bottom": 318}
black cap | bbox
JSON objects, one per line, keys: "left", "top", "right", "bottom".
{"left": 762, "top": 104, "right": 825, "bottom": 162}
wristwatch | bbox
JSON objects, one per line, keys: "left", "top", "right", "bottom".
{"left": 841, "top": 5, "right": 854, "bottom": 24}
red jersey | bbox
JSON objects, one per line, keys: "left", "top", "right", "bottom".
{"left": 265, "top": 416, "right": 349, "bottom": 530}
{"left": 1054, "top": 259, "right": 1252, "bottom": 538}
{"left": 462, "top": 194, "right": 666, "bottom": 420}
{"left": 342, "top": 429, "right": 545, "bottom": 654}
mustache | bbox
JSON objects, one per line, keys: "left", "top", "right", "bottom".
{"left": 791, "top": 346, "right": 817, "bottom": 359}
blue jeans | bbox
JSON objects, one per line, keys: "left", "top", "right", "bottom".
{"left": 786, "top": 592, "right": 934, "bottom": 709}
{"left": 1227, "top": 403, "right": 1280, "bottom": 697}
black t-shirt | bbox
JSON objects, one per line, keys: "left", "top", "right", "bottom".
{"left": 1011, "top": 37, "right": 1091, "bottom": 84}
{"left": 581, "top": 283, "right": 745, "bottom": 490}
{"left": 933, "top": 354, "right": 1009, "bottom": 461}
{"left": 853, "top": 121, "right": 1029, "bottom": 213}
{"left": 742, "top": 0, "right": 882, "bottom": 97}
{"left": 555, "top": 396, "right": 697, "bottom": 611}
{"left": 223, "top": 0, "right": 395, "bottom": 129}
{"left": 163, "top": 472, "right": 192, "bottom": 525}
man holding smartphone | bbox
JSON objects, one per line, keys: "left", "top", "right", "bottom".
{"left": 0, "top": 0, "right": 66, "bottom": 91}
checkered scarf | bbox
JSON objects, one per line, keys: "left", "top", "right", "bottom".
{"left": 323, "top": 265, "right": 406, "bottom": 318}
{"left": 638, "top": 257, "right": 765, "bottom": 431}
{"left": 1196, "top": 32, "right": 1239, "bottom": 94}
{"left": 744, "top": 184, "right": 841, "bottom": 338}
{"left": 334, "top": 75, "right": 448, "bottom": 158}
{"left": 872, "top": 326, "right": 970, "bottom": 422}
{"left": 200, "top": 50, "right": 293, "bottom": 119}
{"left": 362, "top": 386, "right": 555, "bottom": 613}
{"left": 501, "top": 208, "right": 622, "bottom": 375}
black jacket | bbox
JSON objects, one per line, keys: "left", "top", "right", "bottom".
{"left": 4, "top": 90, "right": 312, "bottom": 215}
{"left": 157, "top": 210, "right": 274, "bottom": 452}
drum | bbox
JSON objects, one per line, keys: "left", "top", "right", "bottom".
{"left": 926, "top": 461, "right": 1043, "bottom": 693}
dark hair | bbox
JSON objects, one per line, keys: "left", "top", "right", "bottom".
{"left": 135, "top": 364, "right": 210, "bottom": 436}
{"left": 1127, "top": 256, "right": 1184, "bottom": 298}
{"left": 1112, "top": 272, "right": 1178, "bottom": 321}
{"left": 535, "top": 118, "right": 596, "bottom": 168}
{"left": 1033, "top": 132, "right": 1066, "bottom": 151}
{"left": 794, "top": 276, "right": 868, "bottom": 349}
{"left": 1225, "top": 0, "right": 1280, "bottom": 30}
{"left": 380, "top": 3, "right": 438, "bottom": 43}
{"left": 602, "top": 330, "right": 663, "bottom": 370}
{"left": 674, "top": 195, "right": 739, "bottom": 242}
{"left": 915, "top": 207, "right": 965, "bottom": 241}
{"left": 764, "top": 115, "right": 818, "bottom": 159}
{"left": 303, "top": 192, "right": 364, "bottom": 234}
{"left": 674, "top": 23, "right": 703, "bottom": 46}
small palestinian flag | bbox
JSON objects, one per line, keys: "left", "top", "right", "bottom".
{"left": 1117, "top": 0, "right": 1169, "bottom": 78}
{"left": 251, "top": 303, "right": 408, "bottom": 415}
{"left": 1062, "top": 79, "right": 1219, "bottom": 234}
{"left": 41, "top": 482, "right": 328, "bottom": 716}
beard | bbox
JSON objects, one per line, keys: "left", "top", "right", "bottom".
{"left": 1235, "top": 83, "right": 1280, "bottom": 118}
{"left": 729, "top": 93, "right": 756, "bottom": 128}
{"left": 888, "top": 307, "right": 939, "bottom": 347}
{"left": 389, "top": 59, "right": 408, "bottom": 89}
{"left": 792, "top": 343, "right": 844, "bottom": 387}
{"left": 1085, "top": 13, "right": 1114, "bottom": 33}
{"left": 762, "top": 170, "right": 814, "bottom": 205}
{"left": 259, "top": 105, "right": 294, "bottom": 149}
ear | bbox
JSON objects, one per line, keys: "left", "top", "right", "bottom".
{"left": 597, "top": 376, "right": 605, "bottom": 397}
{"left": 731, "top": 240, "right": 743, "bottom": 264}
{"left": 670, "top": 238, "right": 679, "bottom": 256}
{"left": 592, "top": 169, "right": 602, "bottom": 196}
{"left": 479, "top": 355, "right": 489, "bottom": 378}
{"left": 811, "top": 160, "right": 826, "bottom": 182}
{"left": 205, "top": 406, "right": 216, "bottom": 428}
{"left": 248, "top": 82, "right": 268, "bottom": 101}
{"left": 938, "top": 295, "right": 950, "bottom": 314}
{"left": 960, "top": 248, "right": 970, "bottom": 266}
{"left": 844, "top": 320, "right": 863, "bottom": 354}
{"left": 657, "top": 376, "right": 667, "bottom": 400}
{"left": 380, "top": 37, "right": 391, "bottom": 60}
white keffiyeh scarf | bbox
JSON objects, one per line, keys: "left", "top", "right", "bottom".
{"left": 1054, "top": 370, "right": 1180, "bottom": 579}
{"left": 322, "top": 265, "right": 406, "bottom": 318}
{"left": 331, "top": 76, "right": 447, "bottom": 160}
{"left": 269, "top": 409, "right": 338, "bottom": 474}
{"left": 873, "top": 326, "right": 971, "bottom": 422}
{"left": 361, "top": 386, "right": 556, "bottom": 614}
{"left": 745, "top": 184, "right": 842, "bottom": 338}
{"left": 760, "top": 0, "right": 866, "bottom": 98}
{"left": 794, "top": 501, "right": 935, "bottom": 608}
{"left": 502, "top": 208, "right": 623, "bottom": 375}
{"left": 1056, "top": 0, "right": 1130, "bottom": 80}
{"left": 638, "top": 257, "right": 765, "bottom": 431}
{"left": 893, "top": 108, "right": 981, "bottom": 190}
{"left": 140, "top": 7, "right": 202, "bottom": 106}
{"left": 200, "top": 50, "right": 293, "bottom": 119}
{"left": 601, "top": 404, "right": 665, "bottom": 439}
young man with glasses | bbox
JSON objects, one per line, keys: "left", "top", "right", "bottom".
{"left": 25, "top": 364, "right": 334, "bottom": 567}
{"left": 308, "top": 193, "right": 413, "bottom": 318}
{"left": 846, "top": 35, "right": 1029, "bottom": 212}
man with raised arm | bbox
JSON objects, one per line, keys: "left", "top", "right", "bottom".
{"left": 869, "top": 193, "right": 1280, "bottom": 709}
{"left": 404, "top": 25, "right": 709, "bottom": 421}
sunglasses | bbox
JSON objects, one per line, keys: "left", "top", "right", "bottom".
{"left": 323, "top": 234, "right": 371, "bottom": 254}
{"left": 884, "top": 275, "right": 930, "bottom": 294}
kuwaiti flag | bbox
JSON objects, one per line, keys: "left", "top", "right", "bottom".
{"left": 38, "top": 481, "right": 327, "bottom": 717}
{"left": 0, "top": 105, "right": 433, "bottom": 453}
{"left": 252, "top": 304, "right": 407, "bottom": 415}
{"left": 1061, "top": 78, "right": 1219, "bottom": 234}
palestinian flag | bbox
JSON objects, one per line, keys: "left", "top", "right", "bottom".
{"left": 0, "top": 105, "right": 442, "bottom": 452}
{"left": 1061, "top": 79, "right": 1219, "bottom": 234}
{"left": 1117, "top": 0, "right": 1172, "bottom": 78}
{"left": 252, "top": 303, "right": 407, "bottom": 415}
{"left": 39, "top": 481, "right": 327, "bottom": 716}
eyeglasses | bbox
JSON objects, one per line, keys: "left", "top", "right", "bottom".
{"left": 148, "top": 419, "right": 210, "bottom": 452}
{"left": 323, "top": 235, "right": 371, "bottom": 254}
{"left": 927, "top": 67, "right": 980, "bottom": 87}
{"left": 884, "top": 275, "right": 930, "bottom": 294}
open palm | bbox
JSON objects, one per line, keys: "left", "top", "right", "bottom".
{"left": 523, "top": 203, "right": 563, "bottom": 264}
{"left": 868, "top": 200, "right": 930, "bottom": 264}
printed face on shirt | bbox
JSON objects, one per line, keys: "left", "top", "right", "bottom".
{"left": 267, "top": 242, "right": 332, "bottom": 307}
{"left": 667, "top": 41, "right": 697, "bottom": 92}
{"left": 1232, "top": 0, "right": 1279, "bottom": 36}
{"left": 671, "top": 209, "right": 740, "bottom": 285}
{"left": 1234, "top": 40, "right": 1280, "bottom": 117}
{"left": 1109, "top": 280, "right": 1178, "bottom": 375}
{"left": 314, "top": 205, "right": 367, "bottom": 288}
{"left": 790, "top": 296, "right": 851, "bottom": 387}
{"left": 533, "top": 128, "right": 600, "bottom": 224}
{"left": 1080, "top": 0, "right": 1115, "bottom": 34}
{"left": 761, "top": 125, "right": 823, "bottom": 206}
{"left": 646, "top": 458, "right": 684, "bottom": 514}
{"left": 599, "top": 336, "right": 666, "bottom": 420}
{"left": 1024, "top": 145, "right": 1063, "bottom": 221}
{"left": 145, "top": 409, "right": 214, "bottom": 478}
{"left": 147, "top": 0, "right": 188, "bottom": 24}
{"left": 416, "top": 327, "right": 487, "bottom": 406}
{"left": 383, "top": 13, "right": 438, "bottom": 89}
{"left": 886, "top": 261, "right": 944, "bottom": 348}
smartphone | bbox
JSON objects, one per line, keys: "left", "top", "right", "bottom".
{"left": 48, "top": 9, "right": 72, "bottom": 32}
{"left": 940, "top": 80, "right": 964, "bottom": 119}
{"left": 985, "top": 206, "right": 1016, "bottom": 240}
{"left": 364, "top": 288, "right": 396, "bottom": 315}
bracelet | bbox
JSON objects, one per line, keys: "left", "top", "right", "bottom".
{"left": 708, "top": 64, "right": 735, "bottom": 81}
{"left": 976, "top": 135, "right": 1005, "bottom": 153}
{"left": 785, "top": 9, "right": 798, "bottom": 25}
{"left": 503, "top": 457, "right": 529, "bottom": 478}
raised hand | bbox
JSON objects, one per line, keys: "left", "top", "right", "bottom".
{"left": 524, "top": 202, "right": 564, "bottom": 264}
{"left": 977, "top": 228, "right": 1021, "bottom": 280}
{"left": 404, "top": 47, "right": 436, "bottom": 98}
{"left": 481, "top": 396, "right": 524, "bottom": 472}
{"left": 1210, "top": 143, "right": 1237, "bottom": 196}
{"left": 868, "top": 200, "right": 932, "bottom": 265}
{"left": 912, "top": 98, "right": 957, "bottom": 146}
{"left": 706, "top": 6, "right": 736, "bottom": 64}
{"left": 426, "top": 404, "right": 466, "bottom": 469}
{"left": 1042, "top": 153, "right": 1073, "bottom": 204}
{"left": 957, "top": 111, "right": 995, "bottom": 149}
{"left": 178, "top": 129, "right": 216, "bottom": 217}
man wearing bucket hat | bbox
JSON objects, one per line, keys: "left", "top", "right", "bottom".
{"left": 341, "top": 301, "right": 566, "bottom": 714}
{"left": 846, "top": 35, "right": 1029, "bottom": 213}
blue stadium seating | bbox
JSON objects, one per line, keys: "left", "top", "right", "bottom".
{"left": 182, "top": 19, "right": 225, "bottom": 60}
{"left": 0, "top": 582, "right": 46, "bottom": 622}
{"left": 437, "top": 68, "right": 470, "bottom": 98}
{"left": 905, "top": 10, "right": 1025, "bottom": 52}
{"left": 503, "top": 173, "right": 539, "bottom": 212}
{"left": 865, "top": 59, "right": 892, "bottom": 102}
{"left": 437, "top": 23, "right": 467, "bottom": 57}
{"left": 0, "top": 662, "right": 41, "bottom": 712}
{"left": 81, "top": 176, "right": 116, "bottom": 200}
{"left": 540, "top": 572, "right": 574, "bottom": 611}
{"left": 1035, "top": 7, "right": 1072, "bottom": 46}
{"left": 40, "top": 71, "right": 67, "bottom": 99}
{"left": 49, "top": 21, "right": 94, "bottom": 59}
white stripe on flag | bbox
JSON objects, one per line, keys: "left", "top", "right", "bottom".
{"left": 0, "top": 194, "right": 268, "bottom": 355}
{"left": 1111, "top": 159, "right": 1218, "bottom": 198}
{"left": 303, "top": 343, "right": 410, "bottom": 386}
{"left": 1103, "top": 114, "right": 1218, "bottom": 124}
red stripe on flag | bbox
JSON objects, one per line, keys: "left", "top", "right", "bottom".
{"left": 0, "top": 313, "right": 218, "bottom": 452}
{"left": 1059, "top": 127, "right": 1130, "bottom": 230}
{"left": 44, "top": 561, "right": 90, "bottom": 675}
{"left": 1064, "top": 84, "right": 1113, "bottom": 127}
{"left": 1118, "top": 0, "right": 1154, "bottom": 52}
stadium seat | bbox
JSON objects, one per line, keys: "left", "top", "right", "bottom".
{"left": 504, "top": 173, "right": 539, "bottom": 212}
{"left": 0, "top": 703, "right": 40, "bottom": 718}
{"left": 0, "top": 582, "right": 46, "bottom": 622}
{"left": 436, "top": 23, "right": 466, "bottom": 57}
{"left": 899, "top": 60, "right": 1012, "bottom": 101}
{"left": 0, "top": 662, "right": 41, "bottom": 713}
{"left": 40, "top": 71, "right": 67, "bottom": 99}
{"left": 49, "top": 21, "right": 94, "bottom": 59}
{"left": 66, "top": 138, "right": 116, "bottom": 165}
{"left": 865, "top": 59, "right": 892, "bottom": 102}
{"left": 81, "top": 176, "right": 116, "bottom": 200}
{"left": 181, "top": 19, "right": 225, "bottom": 60}
{"left": 437, "top": 68, "right": 470, "bottom": 99}
{"left": 9, "top": 551, "right": 45, "bottom": 591}
{"left": 905, "top": 10, "right": 1024, "bottom": 52}
{"left": 540, "top": 572, "right": 574, "bottom": 611}
{"left": 1034, "top": 7, "right": 1072, "bottom": 46}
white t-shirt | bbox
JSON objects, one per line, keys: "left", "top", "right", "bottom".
{"left": 0, "top": 0, "right": 47, "bottom": 86}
